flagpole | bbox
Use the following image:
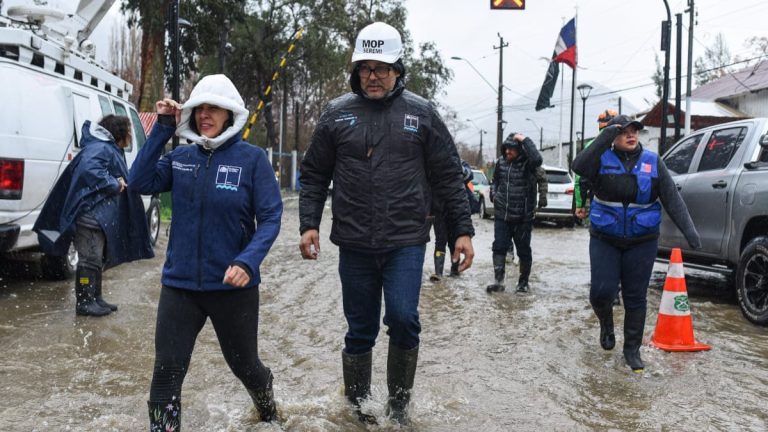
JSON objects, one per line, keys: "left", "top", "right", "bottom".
{"left": 558, "top": 66, "right": 564, "bottom": 168}
{"left": 568, "top": 11, "right": 578, "bottom": 171}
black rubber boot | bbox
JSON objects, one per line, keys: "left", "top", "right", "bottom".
{"left": 342, "top": 350, "right": 376, "bottom": 424}
{"left": 592, "top": 304, "right": 615, "bottom": 350}
{"left": 449, "top": 260, "right": 460, "bottom": 277}
{"left": 148, "top": 399, "right": 181, "bottom": 431}
{"left": 93, "top": 270, "right": 118, "bottom": 312}
{"left": 486, "top": 254, "right": 506, "bottom": 292}
{"left": 623, "top": 308, "right": 647, "bottom": 373}
{"left": 386, "top": 342, "right": 419, "bottom": 425}
{"left": 429, "top": 253, "right": 445, "bottom": 282}
{"left": 75, "top": 268, "right": 111, "bottom": 316}
{"left": 247, "top": 370, "right": 277, "bottom": 422}
{"left": 515, "top": 260, "right": 532, "bottom": 293}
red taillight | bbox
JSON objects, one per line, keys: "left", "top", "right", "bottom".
{"left": 565, "top": 187, "right": 574, "bottom": 195}
{"left": 0, "top": 159, "right": 24, "bottom": 199}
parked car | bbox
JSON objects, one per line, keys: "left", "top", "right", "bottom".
{"left": 471, "top": 169, "right": 494, "bottom": 218}
{"left": 0, "top": 5, "right": 160, "bottom": 280}
{"left": 535, "top": 165, "right": 575, "bottom": 227}
{"left": 657, "top": 118, "right": 768, "bottom": 325}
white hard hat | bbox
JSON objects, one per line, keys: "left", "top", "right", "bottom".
{"left": 351, "top": 22, "right": 403, "bottom": 64}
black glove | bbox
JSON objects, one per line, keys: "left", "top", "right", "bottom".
{"left": 538, "top": 195, "right": 547, "bottom": 208}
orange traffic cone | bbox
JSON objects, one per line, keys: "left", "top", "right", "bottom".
{"left": 651, "top": 248, "right": 711, "bottom": 352}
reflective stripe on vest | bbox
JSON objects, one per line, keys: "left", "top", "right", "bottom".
{"left": 590, "top": 149, "right": 661, "bottom": 238}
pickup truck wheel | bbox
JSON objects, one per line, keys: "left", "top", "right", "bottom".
{"left": 735, "top": 236, "right": 768, "bottom": 326}
{"left": 146, "top": 197, "right": 161, "bottom": 247}
{"left": 41, "top": 243, "right": 78, "bottom": 280}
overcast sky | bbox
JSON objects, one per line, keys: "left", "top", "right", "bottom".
{"left": 406, "top": 0, "right": 768, "bottom": 159}
{"left": 10, "top": 0, "right": 766, "bottom": 160}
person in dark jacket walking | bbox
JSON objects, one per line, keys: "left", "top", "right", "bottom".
{"left": 34, "top": 116, "right": 154, "bottom": 316}
{"left": 430, "top": 161, "right": 476, "bottom": 281}
{"left": 508, "top": 165, "right": 547, "bottom": 260}
{"left": 487, "top": 132, "right": 543, "bottom": 294}
{"left": 298, "top": 22, "right": 475, "bottom": 425}
{"left": 572, "top": 115, "right": 701, "bottom": 373}
{"left": 129, "top": 75, "right": 283, "bottom": 429}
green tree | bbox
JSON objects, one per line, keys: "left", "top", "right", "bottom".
{"left": 120, "top": 0, "right": 170, "bottom": 111}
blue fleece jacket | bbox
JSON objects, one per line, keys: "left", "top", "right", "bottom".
{"left": 129, "top": 122, "right": 282, "bottom": 291}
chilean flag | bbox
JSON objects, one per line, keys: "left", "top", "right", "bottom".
{"left": 535, "top": 17, "right": 576, "bottom": 110}
{"left": 552, "top": 18, "right": 576, "bottom": 69}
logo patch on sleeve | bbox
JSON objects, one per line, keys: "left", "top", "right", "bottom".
{"left": 215, "top": 165, "right": 242, "bottom": 191}
{"left": 403, "top": 114, "right": 419, "bottom": 132}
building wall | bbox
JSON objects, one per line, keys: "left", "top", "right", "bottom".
{"left": 730, "top": 90, "right": 768, "bottom": 117}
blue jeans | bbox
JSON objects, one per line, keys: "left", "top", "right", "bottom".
{"left": 339, "top": 245, "right": 426, "bottom": 355}
{"left": 589, "top": 236, "right": 657, "bottom": 310}
{"left": 492, "top": 218, "right": 533, "bottom": 262}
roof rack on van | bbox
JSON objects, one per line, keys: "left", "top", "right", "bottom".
{"left": 0, "top": 1, "right": 131, "bottom": 100}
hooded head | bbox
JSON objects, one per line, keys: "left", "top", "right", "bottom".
{"left": 501, "top": 133, "right": 522, "bottom": 161}
{"left": 177, "top": 74, "right": 249, "bottom": 149}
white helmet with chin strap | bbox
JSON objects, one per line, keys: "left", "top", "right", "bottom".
{"left": 351, "top": 22, "right": 403, "bottom": 64}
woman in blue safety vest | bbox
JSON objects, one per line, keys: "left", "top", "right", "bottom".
{"left": 572, "top": 115, "right": 701, "bottom": 373}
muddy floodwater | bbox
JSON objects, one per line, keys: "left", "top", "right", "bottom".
{"left": 1, "top": 195, "right": 767, "bottom": 431}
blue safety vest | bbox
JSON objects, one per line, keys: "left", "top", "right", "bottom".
{"left": 589, "top": 149, "right": 661, "bottom": 238}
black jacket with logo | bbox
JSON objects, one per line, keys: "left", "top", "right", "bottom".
{"left": 299, "top": 81, "right": 474, "bottom": 251}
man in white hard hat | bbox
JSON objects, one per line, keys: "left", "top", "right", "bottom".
{"left": 298, "top": 22, "right": 475, "bottom": 425}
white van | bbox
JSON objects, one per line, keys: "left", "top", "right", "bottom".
{"left": 0, "top": 5, "right": 160, "bottom": 279}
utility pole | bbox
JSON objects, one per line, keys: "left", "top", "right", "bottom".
{"left": 685, "top": 0, "right": 696, "bottom": 135}
{"left": 675, "top": 13, "right": 683, "bottom": 142}
{"left": 494, "top": 34, "right": 508, "bottom": 158}
{"left": 219, "top": 19, "right": 231, "bottom": 73}
{"left": 660, "top": 1, "right": 672, "bottom": 155}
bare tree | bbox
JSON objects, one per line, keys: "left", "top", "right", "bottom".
{"left": 109, "top": 15, "right": 142, "bottom": 105}
{"left": 694, "top": 33, "right": 732, "bottom": 86}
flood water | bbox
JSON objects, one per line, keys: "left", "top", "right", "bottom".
{"left": 1, "top": 195, "right": 767, "bottom": 431}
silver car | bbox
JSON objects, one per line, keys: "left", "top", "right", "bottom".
{"left": 471, "top": 169, "right": 494, "bottom": 219}
{"left": 535, "top": 165, "right": 576, "bottom": 227}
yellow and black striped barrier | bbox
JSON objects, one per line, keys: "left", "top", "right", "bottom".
{"left": 242, "top": 27, "right": 304, "bottom": 140}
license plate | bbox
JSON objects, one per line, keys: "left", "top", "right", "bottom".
{"left": 548, "top": 193, "right": 558, "bottom": 199}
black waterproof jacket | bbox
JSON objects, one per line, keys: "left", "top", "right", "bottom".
{"left": 299, "top": 81, "right": 474, "bottom": 251}
{"left": 492, "top": 137, "right": 543, "bottom": 223}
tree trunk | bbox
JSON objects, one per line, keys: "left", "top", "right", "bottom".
{"left": 136, "top": 1, "right": 169, "bottom": 112}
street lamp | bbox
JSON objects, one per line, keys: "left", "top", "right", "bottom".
{"left": 525, "top": 117, "right": 543, "bottom": 150}
{"left": 466, "top": 118, "right": 488, "bottom": 167}
{"left": 577, "top": 83, "right": 593, "bottom": 156}
{"left": 451, "top": 56, "right": 503, "bottom": 158}
{"left": 450, "top": 56, "right": 497, "bottom": 94}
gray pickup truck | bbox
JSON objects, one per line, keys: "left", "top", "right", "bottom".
{"left": 658, "top": 118, "right": 768, "bottom": 325}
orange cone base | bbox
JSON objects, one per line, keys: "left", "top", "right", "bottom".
{"left": 651, "top": 338, "right": 711, "bottom": 352}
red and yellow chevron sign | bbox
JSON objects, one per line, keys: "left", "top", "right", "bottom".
{"left": 491, "top": 0, "right": 525, "bottom": 9}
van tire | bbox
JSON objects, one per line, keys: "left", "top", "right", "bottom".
{"left": 41, "top": 244, "right": 78, "bottom": 280}
{"left": 735, "top": 236, "right": 768, "bottom": 326}
{"left": 146, "top": 197, "right": 161, "bottom": 247}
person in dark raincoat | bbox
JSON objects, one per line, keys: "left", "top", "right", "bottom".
{"left": 34, "top": 115, "right": 154, "bottom": 317}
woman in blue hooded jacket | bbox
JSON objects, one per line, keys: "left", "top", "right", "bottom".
{"left": 129, "top": 75, "right": 283, "bottom": 429}
{"left": 34, "top": 115, "right": 154, "bottom": 316}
